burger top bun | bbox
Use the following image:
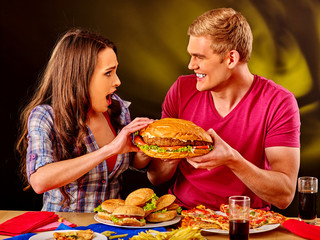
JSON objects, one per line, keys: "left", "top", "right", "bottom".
{"left": 167, "top": 203, "right": 180, "bottom": 211}
{"left": 140, "top": 118, "right": 212, "bottom": 143}
{"left": 125, "top": 188, "right": 154, "bottom": 206}
{"left": 153, "top": 194, "right": 176, "bottom": 212}
{"left": 112, "top": 205, "right": 145, "bottom": 217}
{"left": 146, "top": 209, "right": 178, "bottom": 223}
{"left": 146, "top": 194, "right": 178, "bottom": 223}
{"left": 101, "top": 199, "right": 125, "bottom": 213}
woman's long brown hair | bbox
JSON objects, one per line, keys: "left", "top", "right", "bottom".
{"left": 16, "top": 28, "right": 122, "bottom": 207}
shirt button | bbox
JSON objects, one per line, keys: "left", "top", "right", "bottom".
{"left": 98, "top": 200, "right": 102, "bottom": 204}
{"left": 101, "top": 180, "right": 106, "bottom": 184}
{"left": 31, "top": 154, "right": 37, "bottom": 160}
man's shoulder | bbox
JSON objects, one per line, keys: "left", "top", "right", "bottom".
{"left": 254, "top": 75, "right": 294, "bottom": 97}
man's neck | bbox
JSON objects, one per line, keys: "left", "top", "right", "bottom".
{"left": 211, "top": 65, "right": 254, "bottom": 118}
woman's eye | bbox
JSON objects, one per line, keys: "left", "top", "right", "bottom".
{"left": 105, "top": 71, "right": 112, "bottom": 76}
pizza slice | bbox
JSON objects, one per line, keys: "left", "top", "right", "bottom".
{"left": 181, "top": 205, "right": 229, "bottom": 230}
{"left": 53, "top": 229, "right": 94, "bottom": 240}
{"left": 181, "top": 204, "right": 216, "bottom": 218}
{"left": 220, "top": 204, "right": 287, "bottom": 228}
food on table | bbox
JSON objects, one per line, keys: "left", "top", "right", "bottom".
{"left": 146, "top": 194, "right": 181, "bottom": 223}
{"left": 94, "top": 188, "right": 184, "bottom": 226}
{"left": 220, "top": 204, "right": 287, "bottom": 228}
{"left": 124, "top": 188, "right": 159, "bottom": 216}
{"left": 110, "top": 205, "right": 146, "bottom": 226}
{"left": 53, "top": 229, "right": 94, "bottom": 240}
{"left": 134, "top": 118, "right": 214, "bottom": 159}
{"left": 101, "top": 230, "right": 128, "bottom": 239}
{"left": 130, "top": 226, "right": 206, "bottom": 240}
{"left": 181, "top": 205, "right": 228, "bottom": 230}
{"left": 181, "top": 204, "right": 287, "bottom": 230}
{"left": 94, "top": 198, "right": 125, "bottom": 221}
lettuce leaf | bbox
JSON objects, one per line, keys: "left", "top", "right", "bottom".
{"left": 94, "top": 205, "right": 103, "bottom": 213}
{"left": 143, "top": 193, "right": 159, "bottom": 211}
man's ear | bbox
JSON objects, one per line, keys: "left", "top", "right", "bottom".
{"left": 226, "top": 50, "right": 240, "bottom": 69}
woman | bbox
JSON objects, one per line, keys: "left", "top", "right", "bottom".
{"left": 16, "top": 28, "right": 153, "bottom": 212}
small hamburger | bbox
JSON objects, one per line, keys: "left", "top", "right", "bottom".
{"left": 94, "top": 199, "right": 125, "bottom": 221}
{"left": 134, "top": 118, "right": 214, "bottom": 159}
{"left": 146, "top": 194, "right": 181, "bottom": 223}
{"left": 110, "top": 205, "right": 146, "bottom": 226}
{"left": 124, "top": 188, "right": 158, "bottom": 216}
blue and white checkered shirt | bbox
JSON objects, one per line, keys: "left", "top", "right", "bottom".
{"left": 26, "top": 94, "right": 132, "bottom": 212}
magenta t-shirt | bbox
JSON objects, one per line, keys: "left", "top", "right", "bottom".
{"left": 162, "top": 74, "right": 300, "bottom": 210}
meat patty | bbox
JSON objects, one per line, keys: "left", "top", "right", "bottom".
{"left": 143, "top": 137, "right": 210, "bottom": 147}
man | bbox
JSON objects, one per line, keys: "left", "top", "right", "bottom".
{"left": 147, "top": 8, "right": 300, "bottom": 211}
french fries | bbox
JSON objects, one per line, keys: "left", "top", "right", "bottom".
{"left": 129, "top": 227, "right": 205, "bottom": 240}
{"left": 101, "top": 230, "right": 128, "bottom": 239}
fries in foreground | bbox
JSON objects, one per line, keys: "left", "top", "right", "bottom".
{"left": 129, "top": 227, "right": 205, "bottom": 240}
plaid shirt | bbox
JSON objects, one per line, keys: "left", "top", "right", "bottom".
{"left": 26, "top": 94, "right": 132, "bottom": 212}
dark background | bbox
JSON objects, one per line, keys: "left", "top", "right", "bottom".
{"left": 1, "top": 0, "right": 319, "bottom": 217}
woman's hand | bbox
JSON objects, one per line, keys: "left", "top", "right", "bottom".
{"left": 109, "top": 117, "right": 154, "bottom": 155}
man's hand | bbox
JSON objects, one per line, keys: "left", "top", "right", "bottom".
{"left": 186, "top": 128, "right": 239, "bottom": 170}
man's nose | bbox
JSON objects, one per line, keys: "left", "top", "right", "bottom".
{"left": 188, "top": 57, "right": 198, "bottom": 70}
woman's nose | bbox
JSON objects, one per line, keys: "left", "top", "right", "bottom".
{"left": 114, "top": 75, "right": 121, "bottom": 87}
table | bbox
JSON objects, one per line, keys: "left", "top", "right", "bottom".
{"left": 0, "top": 210, "right": 312, "bottom": 239}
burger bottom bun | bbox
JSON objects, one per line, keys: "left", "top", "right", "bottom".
{"left": 140, "top": 148, "right": 211, "bottom": 159}
{"left": 146, "top": 210, "right": 177, "bottom": 223}
{"left": 97, "top": 211, "right": 111, "bottom": 221}
{"left": 113, "top": 218, "right": 146, "bottom": 226}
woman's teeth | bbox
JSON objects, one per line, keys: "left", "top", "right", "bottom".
{"left": 196, "top": 73, "right": 206, "bottom": 79}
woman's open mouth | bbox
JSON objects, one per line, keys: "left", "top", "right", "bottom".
{"left": 106, "top": 94, "right": 112, "bottom": 105}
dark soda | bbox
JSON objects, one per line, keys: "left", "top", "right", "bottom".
{"left": 229, "top": 219, "right": 249, "bottom": 240}
{"left": 299, "top": 190, "right": 317, "bottom": 220}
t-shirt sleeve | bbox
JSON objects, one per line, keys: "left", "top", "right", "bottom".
{"left": 26, "top": 105, "right": 55, "bottom": 181}
{"left": 265, "top": 92, "right": 300, "bottom": 148}
{"left": 161, "top": 78, "right": 180, "bottom": 119}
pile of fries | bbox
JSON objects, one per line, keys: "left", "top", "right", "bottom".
{"left": 130, "top": 227, "right": 205, "bottom": 240}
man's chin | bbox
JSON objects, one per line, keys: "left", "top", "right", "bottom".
{"left": 196, "top": 82, "right": 207, "bottom": 91}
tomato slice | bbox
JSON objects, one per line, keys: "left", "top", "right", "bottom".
{"left": 134, "top": 135, "right": 146, "bottom": 145}
{"left": 192, "top": 145, "right": 211, "bottom": 149}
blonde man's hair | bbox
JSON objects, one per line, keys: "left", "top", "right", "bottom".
{"left": 188, "top": 8, "right": 253, "bottom": 62}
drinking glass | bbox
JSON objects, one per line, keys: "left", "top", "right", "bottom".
{"left": 229, "top": 196, "right": 250, "bottom": 240}
{"left": 298, "top": 176, "right": 318, "bottom": 224}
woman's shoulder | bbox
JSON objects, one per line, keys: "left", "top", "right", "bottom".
{"left": 28, "top": 104, "right": 54, "bottom": 128}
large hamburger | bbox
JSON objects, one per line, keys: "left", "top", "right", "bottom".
{"left": 94, "top": 199, "right": 125, "bottom": 221}
{"left": 134, "top": 118, "right": 214, "bottom": 159}
{"left": 110, "top": 205, "right": 146, "bottom": 226}
{"left": 146, "top": 194, "right": 181, "bottom": 223}
{"left": 124, "top": 188, "right": 158, "bottom": 216}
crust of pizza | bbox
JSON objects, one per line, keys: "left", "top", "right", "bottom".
{"left": 53, "top": 230, "right": 94, "bottom": 240}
